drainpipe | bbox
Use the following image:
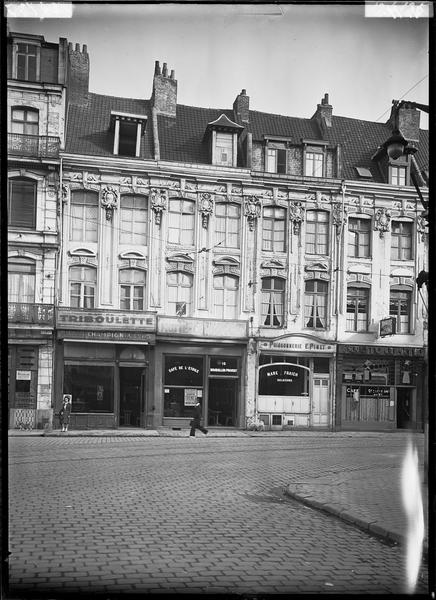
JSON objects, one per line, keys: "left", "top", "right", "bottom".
{"left": 333, "top": 179, "right": 346, "bottom": 431}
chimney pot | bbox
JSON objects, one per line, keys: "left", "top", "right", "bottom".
{"left": 75, "top": 43, "right": 80, "bottom": 52}
{"left": 68, "top": 42, "right": 73, "bottom": 50}
{"left": 241, "top": 89, "right": 246, "bottom": 95}
{"left": 170, "top": 69, "right": 175, "bottom": 80}
{"left": 162, "top": 62, "right": 168, "bottom": 77}
{"left": 154, "top": 61, "right": 161, "bottom": 75}
{"left": 82, "top": 44, "right": 88, "bottom": 54}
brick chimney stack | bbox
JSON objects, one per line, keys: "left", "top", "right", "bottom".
{"left": 67, "top": 42, "right": 89, "bottom": 107}
{"left": 387, "top": 102, "right": 420, "bottom": 143}
{"left": 151, "top": 60, "right": 177, "bottom": 118}
{"left": 233, "top": 89, "right": 250, "bottom": 125}
{"left": 312, "top": 93, "right": 333, "bottom": 131}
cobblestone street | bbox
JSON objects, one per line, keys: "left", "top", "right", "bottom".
{"left": 8, "top": 433, "right": 428, "bottom": 595}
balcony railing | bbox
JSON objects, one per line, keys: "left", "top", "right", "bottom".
{"left": 8, "top": 134, "right": 60, "bottom": 159}
{"left": 8, "top": 302, "right": 54, "bottom": 325}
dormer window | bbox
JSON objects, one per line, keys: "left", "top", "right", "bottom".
{"left": 303, "top": 141, "right": 327, "bottom": 178}
{"left": 9, "top": 35, "right": 43, "bottom": 81}
{"left": 390, "top": 164, "right": 407, "bottom": 186}
{"left": 204, "top": 114, "right": 243, "bottom": 168}
{"left": 110, "top": 112, "right": 147, "bottom": 158}
{"left": 266, "top": 147, "right": 286, "bottom": 174}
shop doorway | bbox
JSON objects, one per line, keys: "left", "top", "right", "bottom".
{"left": 119, "top": 367, "right": 143, "bottom": 427}
{"left": 312, "top": 377, "right": 329, "bottom": 426}
{"left": 397, "top": 387, "right": 412, "bottom": 429}
{"left": 208, "top": 378, "right": 237, "bottom": 427}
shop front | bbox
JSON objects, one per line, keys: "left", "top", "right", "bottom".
{"left": 154, "top": 344, "right": 245, "bottom": 430}
{"left": 336, "top": 344, "right": 425, "bottom": 431}
{"left": 55, "top": 308, "right": 156, "bottom": 429}
{"left": 257, "top": 334, "right": 336, "bottom": 430}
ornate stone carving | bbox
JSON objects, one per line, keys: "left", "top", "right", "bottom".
{"left": 151, "top": 188, "right": 168, "bottom": 226}
{"left": 61, "top": 184, "right": 69, "bottom": 203}
{"left": 332, "top": 202, "right": 348, "bottom": 235}
{"left": 417, "top": 215, "right": 428, "bottom": 241}
{"left": 289, "top": 201, "right": 304, "bottom": 234}
{"left": 199, "top": 193, "right": 214, "bottom": 229}
{"left": 374, "top": 208, "right": 391, "bottom": 238}
{"left": 101, "top": 186, "right": 119, "bottom": 221}
{"left": 244, "top": 196, "right": 261, "bottom": 231}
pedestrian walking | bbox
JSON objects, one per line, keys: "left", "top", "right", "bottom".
{"left": 190, "top": 401, "right": 208, "bottom": 436}
{"left": 59, "top": 396, "right": 72, "bottom": 432}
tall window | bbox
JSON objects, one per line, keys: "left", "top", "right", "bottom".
{"left": 390, "top": 165, "right": 407, "bottom": 186}
{"left": 346, "top": 286, "right": 369, "bottom": 332}
{"left": 120, "top": 195, "right": 148, "bottom": 245}
{"left": 70, "top": 191, "right": 98, "bottom": 242}
{"left": 305, "top": 152, "right": 324, "bottom": 177}
{"left": 390, "top": 288, "right": 412, "bottom": 334}
{"left": 266, "top": 148, "right": 286, "bottom": 174}
{"left": 348, "top": 217, "right": 371, "bottom": 258}
{"left": 262, "top": 207, "right": 286, "bottom": 252}
{"left": 261, "top": 277, "right": 285, "bottom": 327}
{"left": 69, "top": 266, "right": 97, "bottom": 308}
{"left": 8, "top": 258, "right": 36, "bottom": 303}
{"left": 304, "top": 280, "right": 328, "bottom": 329}
{"left": 167, "top": 271, "right": 193, "bottom": 316}
{"left": 11, "top": 107, "right": 39, "bottom": 135}
{"left": 306, "top": 210, "right": 329, "bottom": 254}
{"left": 215, "top": 132, "right": 234, "bottom": 166}
{"left": 120, "top": 269, "right": 146, "bottom": 311}
{"left": 213, "top": 274, "right": 239, "bottom": 319}
{"left": 167, "top": 199, "right": 195, "bottom": 246}
{"left": 8, "top": 178, "right": 36, "bottom": 229}
{"left": 215, "top": 203, "right": 240, "bottom": 248}
{"left": 391, "top": 221, "right": 413, "bottom": 260}
{"left": 16, "top": 44, "right": 38, "bottom": 81}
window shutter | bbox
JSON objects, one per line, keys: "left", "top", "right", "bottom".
{"left": 277, "top": 149, "right": 287, "bottom": 174}
{"left": 8, "top": 180, "right": 36, "bottom": 228}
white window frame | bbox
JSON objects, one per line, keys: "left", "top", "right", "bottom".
{"left": 213, "top": 274, "right": 239, "bottom": 319}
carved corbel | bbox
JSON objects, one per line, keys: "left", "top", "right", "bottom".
{"left": 151, "top": 188, "right": 168, "bottom": 226}
{"left": 374, "top": 208, "right": 391, "bottom": 238}
{"left": 289, "top": 201, "right": 304, "bottom": 235}
{"left": 244, "top": 196, "right": 261, "bottom": 231}
{"left": 101, "top": 186, "right": 119, "bottom": 221}
{"left": 199, "top": 193, "right": 214, "bottom": 229}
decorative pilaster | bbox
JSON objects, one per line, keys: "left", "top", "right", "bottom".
{"left": 151, "top": 188, "right": 168, "bottom": 226}
{"left": 244, "top": 196, "right": 261, "bottom": 231}
{"left": 289, "top": 201, "right": 304, "bottom": 235}
{"left": 199, "top": 193, "right": 214, "bottom": 229}
{"left": 101, "top": 186, "right": 119, "bottom": 221}
{"left": 374, "top": 208, "right": 391, "bottom": 238}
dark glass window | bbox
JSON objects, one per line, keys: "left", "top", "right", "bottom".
{"left": 64, "top": 365, "right": 114, "bottom": 413}
{"left": 164, "top": 355, "right": 204, "bottom": 418}
{"left": 259, "top": 363, "right": 309, "bottom": 396}
{"left": 8, "top": 178, "right": 36, "bottom": 228}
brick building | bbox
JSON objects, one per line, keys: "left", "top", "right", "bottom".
{"left": 8, "top": 32, "right": 428, "bottom": 431}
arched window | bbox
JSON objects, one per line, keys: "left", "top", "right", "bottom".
{"left": 305, "top": 210, "right": 329, "bottom": 255}
{"left": 390, "top": 286, "right": 412, "bottom": 334}
{"left": 213, "top": 274, "right": 239, "bottom": 319}
{"left": 166, "top": 271, "right": 193, "bottom": 316}
{"left": 8, "top": 257, "right": 36, "bottom": 303}
{"left": 120, "top": 195, "right": 148, "bottom": 245}
{"left": 69, "top": 266, "right": 97, "bottom": 308}
{"left": 215, "top": 202, "right": 240, "bottom": 248}
{"left": 11, "top": 107, "right": 39, "bottom": 135}
{"left": 261, "top": 277, "right": 285, "bottom": 327}
{"left": 119, "top": 269, "right": 146, "bottom": 311}
{"left": 70, "top": 190, "right": 98, "bottom": 242}
{"left": 8, "top": 177, "right": 37, "bottom": 229}
{"left": 304, "top": 279, "right": 328, "bottom": 329}
{"left": 346, "top": 285, "right": 369, "bottom": 332}
{"left": 167, "top": 199, "right": 195, "bottom": 246}
{"left": 262, "top": 207, "right": 286, "bottom": 252}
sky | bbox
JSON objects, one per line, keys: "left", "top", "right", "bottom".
{"left": 7, "top": 2, "right": 429, "bottom": 128}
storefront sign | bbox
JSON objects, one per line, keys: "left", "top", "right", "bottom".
{"left": 16, "top": 370, "right": 31, "bottom": 380}
{"left": 57, "top": 329, "right": 156, "bottom": 343}
{"left": 184, "top": 389, "right": 198, "bottom": 406}
{"left": 56, "top": 308, "right": 156, "bottom": 330}
{"left": 210, "top": 357, "right": 238, "bottom": 375}
{"left": 380, "top": 317, "right": 396, "bottom": 337}
{"left": 260, "top": 336, "right": 335, "bottom": 353}
{"left": 259, "top": 363, "right": 308, "bottom": 396}
{"left": 346, "top": 386, "right": 390, "bottom": 398}
{"left": 339, "top": 345, "right": 424, "bottom": 357}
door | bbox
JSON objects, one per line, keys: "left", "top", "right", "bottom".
{"left": 207, "top": 378, "right": 237, "bottom": 426}
{"left": 312, "top": 377, "right": 329, "bottom": 426}
{"left": 119, "top": 367, "right": 143, "bottom": 427}
{"left": 397, "top": 387, "right": 412, "bottom": 429}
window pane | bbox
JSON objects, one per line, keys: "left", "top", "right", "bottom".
{"left": 8, "top": 179, "right": 36, "bottom": 228}
{"left": 64, "top": 365, "right": 114, "bottom": 413}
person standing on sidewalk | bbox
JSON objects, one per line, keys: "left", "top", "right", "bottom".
{"left": 59, "top": 396, "right": 72, "bottom": 432}
{"left": 190, "top": 401, "right": 208, "bottom": 436}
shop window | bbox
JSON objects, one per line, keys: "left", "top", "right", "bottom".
{"left": 215, "top": 202, "right": 240, "bottom": 248}
{"left": 213, "top": 274, "right": 239, "bottom": 319}
{"left": 167, "top": 198, "right": 195, "bottom": 246}
{"left": 64, "top": 365, "right": 114, "bottom": 413}
{"left": 346, "top": 286, "right": 369, "bottom": 332}
{"left": 348, "top": 217, "right": 371, "bottom": 258}
{"left": 259, "top": 363, "right": 309, "bottom": 396}
{"left": 304, "top": 279, "right": 328, "bottom": 329}
{"left": 120, "top": 195, "right": 148, "bottom": 245}
{"left": 164, "top": 355, "right": 203, "bottom": 418}
{"left": 261, "top": 277, "right": 285, "bottom": 327}
{"left": 266, "top": 147, "right": 286, "bottom": 174}
{"left": 305, "top": 210, "right": 329, "bottom": 254}
{"left": 262, "top": 207, "right": 286, "bottom": 252}
{"left": 8, "top": 178, "right": 37, "bottom": 229}
{"left": 69, "top": 265, "right": 97, "bottom": 308}
{"left": 8, "top": 257, "right": 36, "bottom": 303}
{"left": 166, "top": 270, "right": 193, "bottom": 316}
{"left": 70, "top": 190, "right": 98, "bottom": 242}
{"left": 16, "top": 43, "right": 39, "bottom": 81}
{"left": 9, "top": 346, "right": 38, "bottom": 409}
{"left": 390, "top": 288, "right": 412, "bottom": 334}
{"left": 272, "top": 415, "right": 282, "bottom": 426}
{"left": 11, "top": 107, "right": 39, "bottom": 135}
{"left": 313, "top": 357, "right": 330, "bottom": 373}
{"left": 391, "top": 221, "right": 413, "bottom": 261}
{"left": 119, "top": 268, "right": 146, "bottom": 311}
{"left": 305, "top": 152, "right": 324, "bottom": 177}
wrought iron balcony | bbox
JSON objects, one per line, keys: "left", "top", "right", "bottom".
{"left": 8, "top": 134, "right": 60, "bottom": 159}
{"left": 8, "top": 302, "right": 54, "bottom": 325}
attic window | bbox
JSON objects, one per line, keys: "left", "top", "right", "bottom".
{"left": 111, "top": 111, "right": 147, "bottom": 158}
{"left": 205, "top": 113, "right": 243, "bottom": 168}
{"left": 355, "top": 167, "right": 373, "bottom": 179}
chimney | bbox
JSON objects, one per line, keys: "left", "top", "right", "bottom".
{"left": 312, "top": 93, "right": 333, "bottom": 130}
{"left": 67, "top": 42, "right": 89, "bottom": 107}
{"left": 151, "top": 60, "right": 177, "bottom": 118}
{"left": 387, "top": 102, "right": 420, "bottom": 143}
{"left": 233, "top": 89, "right": 250, "bottom": 124}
